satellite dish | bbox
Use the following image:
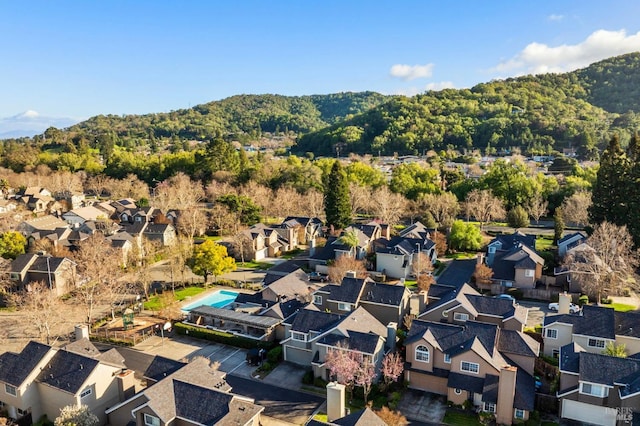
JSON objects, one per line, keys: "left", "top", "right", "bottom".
{"left": 163, "top": 322, "right": 172, "bottom": 330}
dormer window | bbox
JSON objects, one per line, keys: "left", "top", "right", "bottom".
{"left": 5, "top": 384, "right": 16, "bottom": 396}
{"left": 454, "top": 313, "right": 469, "bottom": 322}
{"left": 291, "top": 331, "right": 308, "bottom": 342}
{"left": 415, "top": 345, "right": 430, "bottom": 362}
{"left": 313, "top": 295, "right": 322, "bottom": 305}
{"left": 338, "top": 303, "right": 352, "bottom": 311}
{"left": 488, "top": 246, "right": 496, "bottom": 253}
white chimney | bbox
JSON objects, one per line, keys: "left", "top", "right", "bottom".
{"left": 387, "top": 322, "right": 398, "bottom": 351}
{"left": 558, "top": 292, "right": 571, "bottom": 315}
{"left": 326, "top": 382, "right": 346, "bottom": 422}
{"left": 75, "top": 324, "right": 89, "bottom": 341}
{"left": 345, "top": 270, "right": 357, "bottom": 278}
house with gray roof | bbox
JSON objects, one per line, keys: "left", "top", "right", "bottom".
{"left": 281, "top": 307, "right": 393, "bottom": 381}
{"left": 557, "top": 231, "right": 587, "bottom": 258}
{"left": 106, "top": 356, "right": 263, "bottom": 426}
{"left": 484, "top": 232, "right": 544, "bottom": 290}
{"left": 419, "top": 283, "right": 528, "bottom": 332}
{"left": 312, "top": 274, "right": 411, "bottom": 325}
{"left": 9, "top": 252, "right": 77, "bottom": 296}
{"left": 404, "top": 319, "right": 538, "bottom": 424}
{"left": 557, "top": 342, "right": 640, "bottom": 425}
{"left": 308, "top": 406, "right": 387, "bottom": 426}
{"left": 0, "top": 340, "right": 125, "bottom": 425}
{"left": 543, "top": 305, "right": 640, "bottom": 358}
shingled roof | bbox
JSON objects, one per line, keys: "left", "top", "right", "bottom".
{"left": 37, "top": 349, "right": 100, "bottom": 394}
{"left": 0, "top": 341, "right": 51, "bottom": 387}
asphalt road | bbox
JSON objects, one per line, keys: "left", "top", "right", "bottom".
{"left": 225, "top": 375, "right": 324, "bottom": 425}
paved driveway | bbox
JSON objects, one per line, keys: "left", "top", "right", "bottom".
{"left": 397, "top": 389, "right": 447, "bottom": 425}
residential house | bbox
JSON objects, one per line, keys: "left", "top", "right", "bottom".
{"left": 312, "top": 274, "right": 411, "bottom": 325}
{"left": 17, "top": 215, "right": 68, "bottom": 237}
{"left": 418, "top": 283, "right": 528, "bottom": 332}
{"left": 240, "top": 223, "right": 294, "bottom": 261}
{"left": 55, "top": 191, "right": 85, "bottom": 210}
{"left": 308, "top": 407, "right": 386, "bottom": 426}
{"left": 0, "top": 339, "right": 126, "bottom": 425}
{"left": 557, "top": 232, "right": 587, "bottom": 258}
{"left": 281, "top": 216, "right": 323, "bottom": 246}
{"left": 62, "top": 206, "right": 109, "bottom": 226}
{"left": 9, "top": 252, "right": 77, "bottom": 296}
{"left": 434, "top": 258, "right": 478, "bottom": 292}
{"left": 118, "top": 207, "right": 159, "bottom": 224}
{"left": 309, "top": 224, "right": 382, "bottom": 273}
{"left": 557, "top": 342, "right": 640, "bottom": 425}
{"left": 281, "top": 306, "right": 393, "bottom": 381}
{"left": 15, "top": 187, "right": 55, "bottom": 215}
{"left": 143, "top": 223, "right": 177, "bottom": 246}
{"left": 485, "top": 232, "right": 543, "bottom": 289}
{"left": 543, "top": 305, "right": 640, "bottom": 358}
{"left": 375, "top": 237, "right": 436, "bottom": 279}
{"left": 0, "top": 199, "right": 17, "bottom": 214}
{"left": 106, "top": 356, "right": 263, "bottom": 426}
{"left": 404, "top": 319, "right": 539, "bottom": 424}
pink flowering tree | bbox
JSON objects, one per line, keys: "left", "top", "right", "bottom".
{"left": 381, "top": 352, "right": 404, "bottom": 391}
{"left": 325, "top": 346, "right": 360, "bottom": 399}
{"left": 355, "top": 355, "right": 376, "bottom": 402}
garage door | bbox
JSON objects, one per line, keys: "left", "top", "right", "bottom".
{"left": 284, "top": 345, "right": 311, "bottom": 366}
{"left": 561, "top": 399, "right": 616, "bottom": 426}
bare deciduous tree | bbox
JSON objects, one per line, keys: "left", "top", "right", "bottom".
{"left": 526, "top": 194, "right": 548, "bottom": 224}
{"left": 563, "top": 222, "right": 639, "bottom": 303}
{"left": 369, "top": 186, "right": 406, "bottom": 226}
{"left": 464, "top": 189, "right": 506, "bottom": 228}
{"left": 411, "top": 252, "right": 434, "bottom": 293}
{"left": 421, "top": 192, "right": 460, "bottom": 228}
{"left": 376, "top": 406, "right": 408, "bottom": 426}
{"left": 349, "top": 183, "right": 371, "bottom": 217}
{"left": 473, "top": 263, "right": 494, "bottom": 289}
{"left": 10, "top": 282, "right": 64, "bottom": 344}
{"left": 301, "top": 188, "right": 325, "bottom": 219}
{"left": 328, "top": 255, "right": 367, "bottom": 284}
{"left": 561, "top": 190, "right": 592, "bottom": 227}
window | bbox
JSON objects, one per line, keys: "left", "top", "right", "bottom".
{"left": 515, "top": 409, "right": 525, "bottom": 419}
{"left": 338, "top": 303, "right": 351, "bottom": 311}
{"left": 483, "top": 402, "right": 496, "bottom": 413}
{"left": 454, "top": 388, "right": 462, "bottom": 395}
{"left": 80, "top": 387, "right": 92, "bottom": 399}
{"left": 444, "top": 354, "right": 451, "bottom": 364}
{"left": 144, "top": 413, "right": 160, "bottom": 426}
{"left": 313, "top": 295, "right": 322, "bottom": 305}
{"left": 461, "top": 361, "right": 479, "bottom": 374}
{"left": 17, "top": 408, "right": 26, "bottom": 416}
{"left": 581, "top": 382, "right": 608, "bottom": 397}
{"left": 524, "top": 269, "right": 534, "bottom": 277}
{"left": 10, "top": 273, "right": 20, "bottom": 281}
{"left": 415, "top": 345, "right": 430, "bottom": 363}
{"left": 4, "top": 384, "right": 16, "bottom": 396}
{"left": 546, "top": 329, "right": 558, "bottom": 339}
{"left": 454, "top": 312, "right": 469, "bottom": 322}
{"left": 552, "top": 349, "right": 559, "bottom": 358}
{"left": 291, "top": 331, "right": 307, "bottom": 342}
{"left": 488, "top": 246, "right": 496, "bottom": 253}
{"left": 588, "top": 338, "right": 606, "bottom": 348}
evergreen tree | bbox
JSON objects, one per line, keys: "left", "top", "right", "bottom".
{"left": 589, "top": 134, "right": 629, "bottom": 225}
{"left": 554, "top": 207, "right": 565, "bottom": 244}
{"left": 324, "top": 161, "right": 351, "bottom": 230}
{"left": 626, "top": 132, "right": 640, "bottom": 246}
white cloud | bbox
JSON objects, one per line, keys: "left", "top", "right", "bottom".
{"left": 0, "top": 111, "right": 81, "bottom": 138}
{"left": 390, "top": 63, "right": 434, "bottom": 80}
{"left": 494, "top": 29, "right": 640, "bottom": 75}
{"left": 547, "top": 14, "right": 564, "bottom": 22}
{"left": 425, "top": 81, "right": 455, "bottom": 91}
{"left": 20, "top": 110, "right": 40, "bottom": 118}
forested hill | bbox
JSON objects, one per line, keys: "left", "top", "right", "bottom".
{"left": 296, "top": 52, "right": 640, "bottom": 157}
{"left": 69, "top": 91, "right": 390, "bottom": 142}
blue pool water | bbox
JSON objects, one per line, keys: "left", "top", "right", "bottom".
{"left": 181, "top": 290, "right": 239, "bottom": 311}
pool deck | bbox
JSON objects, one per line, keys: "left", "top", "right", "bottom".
{"left": 179, "top": 285, "right": 257, "bottom": 311}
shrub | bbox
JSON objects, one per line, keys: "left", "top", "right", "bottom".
{"left": 314, "top": 376, "right": 328, "bottom": 388}
{"left": 257, "top": 361, "right": 273, "bottom": 373}
{"left": 601, "top": 297, "right": 612, "bottom": 304}
{"left": 508, "top": 288, "right": 523, "bottom": 300}
{"left": 623, "top": 288, "right": 632, "bottom": 297}
{"left": 267, "top": 346, "right": 283, "bottom": 364}
{"left": 462, "top": 399, "right": 474, "bottom": 411}
{"left": 302, "top": 370, "right": 314, "bottom": 385}
{"left": 578, "top": 295, "right": 589, "bottom": 306}
{"left": 507, "top": 206, "right": 529, "bottom": 228}
{"left": 174, "top": 322, "right": 275, "bottom": 350}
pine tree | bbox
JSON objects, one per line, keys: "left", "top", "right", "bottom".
{"left": 626, "top": 132, "right": 640, "bottom": 246}
{"left": 324, "top": 161, "right": 351, "bottom": 231}
{"left": 589, "top": 134, "right": 629, "bottom": 226}
{"left": 554, "top": 207, "right": 565, "bottom": 244}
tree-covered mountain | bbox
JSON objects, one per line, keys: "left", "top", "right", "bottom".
{"left": 296, "top": 52, "right": 640, "bottom": 157}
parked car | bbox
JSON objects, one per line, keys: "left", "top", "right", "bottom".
{"left": 308, "top": 272, "right": 328, "bottom": 282}
{"left": 548, "top": 302, "right": 581, "bottom": 314}
{"left": 494, "top": 294, "right": 516, "bottom": 302}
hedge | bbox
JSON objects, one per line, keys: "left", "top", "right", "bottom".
{"left": 174, "top": 322, "right": 275, "bottom": 350}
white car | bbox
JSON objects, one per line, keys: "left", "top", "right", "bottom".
{"left": 548, "top": 302, "right": 581, "bottom": 314}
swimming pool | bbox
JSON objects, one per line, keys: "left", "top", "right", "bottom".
{"left": 181, "top": 290, "right": 239, "bottom": 311}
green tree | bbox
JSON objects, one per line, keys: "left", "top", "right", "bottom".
{"left": 627, "top": 132, "right": 640, "bottom": 246}
{"left": 507, "top": 206, "right": 529, "bottom": 229}
{"left": 590, "top": 134, "right": 629, "bottom": 226}
{"left": 0, "top": 231, "right": 27, "bottom": 259}
{"left": 189, "top": 240, "right": 236, "bottom": 283}
{"left": 216, "top": 194, "right": 261, "bottom": 226}
{"left": 478, "top": 159, "right": 538, "bottom": 210}
{"left": 602, "top": 342, "right": 627, "bottom": 358}
{"left": 198, "top": 137, "right": 240, "bottom": 178}
{"left": 338, "top": 229, "right": 359, "bottom": 248}
{"left": 449, "top": 220, "right": 482, "bottom": 251}
{"left": 324, "top": 161, "right": 351, "bottom": 230}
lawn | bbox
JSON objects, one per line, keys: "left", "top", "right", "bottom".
{"left": 144, "top": 286, "right": 206, "bottom": 310}
{"left": 445, "top": 252, "right": 477, "bottom": 259}
{"left": 403, "top": 279, "right": 418, "bottom": 290}
{"left": 536, "top": 237, "right": 555, "bottom": 251}
{"left": 442, "top": 410, "right": 483, "bottom": 426}
{"left": 607, "top": 303, "right": 637, "bottom": 312}
{"left": 237, "top": 261, "right": 274, "bottom": 270}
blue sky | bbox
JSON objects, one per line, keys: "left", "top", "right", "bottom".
{"left": 2, "top": 0, "right": 640, "bottom": 126}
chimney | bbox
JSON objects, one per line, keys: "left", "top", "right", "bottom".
{"left": 496, "top": 365, "right": 517, "bottom": 425}
{"left": 381, "top": 223, "right": 391, "bottom": 240}
{"left": 477, "top": 253, "right": 484, "bottom": 265}
{"left": 410, "top": 293, "right": 426, "bottom": 315}
{"left": 117, "top": 369, "right": 136, "bottom": 401}
{"left": 558, "top": 292, "right": 571, "bottom": 315}
{"left": 75, "top": 324, "right": 89, "bottom": 341}
{"left": 345, "top": 270, "right": 357, "bottom": 279}
{"left": 386, "top": 322, "right": 398, "bottom": 351}
{"left": 326, "top": 382, "right": 346, "bottom": 422}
